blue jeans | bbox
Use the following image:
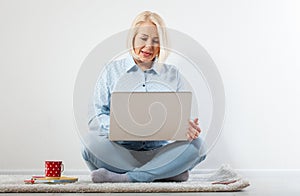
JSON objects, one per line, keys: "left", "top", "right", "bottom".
{"left": 81, "top": 132, "right": 206, "bottom": 182}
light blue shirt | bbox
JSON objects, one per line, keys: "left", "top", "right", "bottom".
{"left": 88, "top": 54, "right": 186, "bottom": 150}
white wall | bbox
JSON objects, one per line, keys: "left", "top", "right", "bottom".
{"left": 0, "top": 0, "right": 299, "bottom": 172}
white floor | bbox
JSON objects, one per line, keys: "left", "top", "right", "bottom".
{"left": 1, "top": 170, "right": 300, "bottom": 195}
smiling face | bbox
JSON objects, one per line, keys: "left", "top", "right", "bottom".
{"left": 133, "top": 22, "right": 160, "bottom": 65}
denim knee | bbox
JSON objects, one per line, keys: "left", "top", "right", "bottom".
{"left": 81, "top": 146, "right": 90, "bottom": 161}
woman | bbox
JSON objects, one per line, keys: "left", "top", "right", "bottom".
{"left": 82, "top": 11, "right": 206, "bottom": 183}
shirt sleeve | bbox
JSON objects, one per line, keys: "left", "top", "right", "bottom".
{"left": 88, "top": 66, "right": 111, "bottom": 136}
{"left": 176, "top": 69, "right": 187, "bottom": 92}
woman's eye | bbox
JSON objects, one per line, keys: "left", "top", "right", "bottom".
{"left": 140, "top": 37, "right": 148, "bottom": 41}
{"left": 153, "top": 39, "right": 160, "bottom": 44}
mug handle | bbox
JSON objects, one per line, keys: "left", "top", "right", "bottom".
{"left": 61, "top": 163, "right": 64, "bottom": 173}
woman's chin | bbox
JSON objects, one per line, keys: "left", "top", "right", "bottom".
{"left": 139, "top": 57, "right": 154, "bottom": 63}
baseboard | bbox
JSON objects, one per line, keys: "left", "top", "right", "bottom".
{"left": 235, "top": 169, "right": 300, "bottom": 177}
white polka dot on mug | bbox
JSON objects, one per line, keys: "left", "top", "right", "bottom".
{"left": 45, "top": 160, "right": 64, "bottom": 178}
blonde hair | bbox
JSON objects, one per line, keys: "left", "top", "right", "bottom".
{"left": 127, "top": 11, "right": 169, "bottom": 63}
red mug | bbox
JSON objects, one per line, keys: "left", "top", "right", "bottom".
{"left": 45, "top": 160, "right": 64, "bottom": 178}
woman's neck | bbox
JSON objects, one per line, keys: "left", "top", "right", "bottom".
{"left": 134, "top": 59, "right": 154, "bottom": 71}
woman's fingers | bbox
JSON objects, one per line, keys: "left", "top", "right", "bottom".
{"left": 186, "top": 131, "right": 195, "bottom": 141}
{"left": 189, "top": 120, "right": 201, "bottom": 134}
{"left": 188, "top": 126, "right": 199, "bottom": 136}
{"left": 187, "top": 126, "right": 199, "bottom": 140}
{"left": 194, "top": 118, "right": 199, "bottom": 125}
{"left": 186, "top": 118, "right": 202, "bottom": 141}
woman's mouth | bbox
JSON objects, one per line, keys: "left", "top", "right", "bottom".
{"left": 141, "top": 50, "right": 153, "bottom": 57}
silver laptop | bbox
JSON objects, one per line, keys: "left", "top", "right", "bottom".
{"left": 109, "top": 92, "right": 192, "bottom": 141}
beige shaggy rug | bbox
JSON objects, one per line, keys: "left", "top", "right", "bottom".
{"left": 0, "top": 165, "right": 249, "bottom": 193}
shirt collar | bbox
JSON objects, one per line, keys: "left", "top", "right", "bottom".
{"left": 125, "top": 54, "right": 161, "bottom": 75}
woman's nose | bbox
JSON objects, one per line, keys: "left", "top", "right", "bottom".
{"left": 145, "top": 39, "right": 153, "bottom": 47}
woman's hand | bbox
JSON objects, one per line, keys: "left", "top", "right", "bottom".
{"left": 186, "top": 118, "right": 201, "bottom": 141}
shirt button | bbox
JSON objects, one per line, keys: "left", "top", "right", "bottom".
{"left": 142, "top": 84, "right": 145, "bottom": 87}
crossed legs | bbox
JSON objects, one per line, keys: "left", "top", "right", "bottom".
{"left": 81, "top": 132, "right": 206, "bottom": 182}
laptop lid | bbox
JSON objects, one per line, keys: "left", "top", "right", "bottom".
{"left": 109, "top": 92, "right": 192, "bottom": 141}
